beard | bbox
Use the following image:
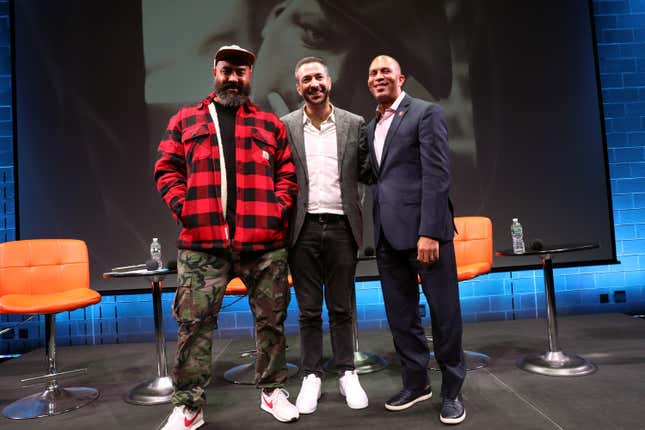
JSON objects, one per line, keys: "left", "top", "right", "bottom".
{"left": 303, "top": 87, "right": 329, "bottom": 106}
{"left": 214, "top": 81, "right": 251, "bottom": 107}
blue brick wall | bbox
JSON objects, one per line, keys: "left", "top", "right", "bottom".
{"left": 0, "top": 0, "right": 14, "bottom": 244}
{"left": 2, "top": 1, "right": 645, "bottom": 355}
{"left": 594, "top": 0, "right": 645, "bottom": 319}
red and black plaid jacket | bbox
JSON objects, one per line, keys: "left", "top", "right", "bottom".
{"left": 154, "top": 93, "right": 298, "bottom": 252}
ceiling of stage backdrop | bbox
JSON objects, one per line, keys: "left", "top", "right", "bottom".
{"left": 12, "top": 0, "right": 616, "bottom": 291}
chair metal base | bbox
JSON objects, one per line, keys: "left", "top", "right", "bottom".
{"left": 0, "top": 354, "right": 21, "bottom": 359}
{"left": 323, "top": 351, "right": 389, "bottom": 375}
{"left": 517, "top": 351, "right": 597, "bottom": 376}
{"left": 2, "top": 385, "right": 99, "bottom": 419}
{"left": 223, "top": 360, "right": 299, "bottom": 385}
{"left": 429, "top": 351, "right": 491, "bottom": 371}
{"left": 125, "top": 376, "right": 174, "bottom": 405}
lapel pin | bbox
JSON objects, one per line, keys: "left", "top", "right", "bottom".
{"left": 398, "top": 111, "right": 406, "bottom": 117}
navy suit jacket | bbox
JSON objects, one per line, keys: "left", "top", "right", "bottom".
{"left": 367, "top": 94, "right": 454, "bottom": 250}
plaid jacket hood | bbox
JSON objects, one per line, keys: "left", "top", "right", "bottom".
{"left": 154, "top": 93, "right": 298, "bottom": 252}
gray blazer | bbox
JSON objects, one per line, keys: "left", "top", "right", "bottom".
{"left": 281, "top": 106, "right": 371, "bottom": 248}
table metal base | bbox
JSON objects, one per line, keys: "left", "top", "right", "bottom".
{"left": 103, "top": 271, "right": 176, "bottom": 405}
{"left": 224, "top": 361, "right": 299, "bottom": 385}
{"left": 517, "top": 351, "right": 597, "bottom": 376}
{"left": 429, "top": 351, "right": 491, "bottom": 371}
{"left": 125, "top": 376, "right": 174, "bottom": 405}
{"left": 323, "top": 351, "right": 389, "bottom": 375}
{"left": 2, "top": 386, "right": 99, "bottom": 419}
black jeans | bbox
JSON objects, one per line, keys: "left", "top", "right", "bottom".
{"left": 289, "top": 214, "right": 358, "bottom": 377}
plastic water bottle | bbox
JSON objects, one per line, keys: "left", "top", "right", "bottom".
{"left": 150, "top": 237, "right": 163, "bottom": 270}
{"left": 511, "top": 218, "right": 525, "bottom": 254}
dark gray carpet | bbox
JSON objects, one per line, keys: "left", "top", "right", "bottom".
{"left": 1, "top": 313, "right": 644, "bottom": 429}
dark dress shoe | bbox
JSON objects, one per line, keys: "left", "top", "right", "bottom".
{"left": 384, "top": 386, "right": 432, "bottom": 411}
{"left": 440, "top": 396, "right": 466, "bottom": 424}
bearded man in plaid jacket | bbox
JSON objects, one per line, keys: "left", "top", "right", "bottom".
{"left": 155, "top": 45, "right": 299, "bottom": 429}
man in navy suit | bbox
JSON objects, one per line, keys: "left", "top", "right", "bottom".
{"left": 366, "top": 55, "right": 466, "bottom": 424}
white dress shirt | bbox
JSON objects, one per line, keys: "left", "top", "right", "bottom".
{"left": 374, "top": 91, "right": 406, "bottom": 166}
{"left": 303, "top": 107, "right": 344, "bottom": 215}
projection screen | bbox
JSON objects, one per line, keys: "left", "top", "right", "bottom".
{"left": 12, "top": 0, "right": 616, "bottom": 291}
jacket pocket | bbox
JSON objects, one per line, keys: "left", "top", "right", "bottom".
{"left": 250, "top": 128, "right": 277, "bottom": 167}
{"left": 402, "top": 192, "right": 421, "bottom": 205}
{"left": 182, "top": 123, "right": 212, "bottom": 161}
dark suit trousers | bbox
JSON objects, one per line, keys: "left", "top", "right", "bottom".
{"left": 377, "top": 232, "right": 465, "bottom": 399}
{"left": 289, "top": 215, "right": 358, "bottom": 377}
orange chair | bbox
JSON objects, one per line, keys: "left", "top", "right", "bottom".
{"left": 222, "top": 276, "right": 298, "bottom": 384}
{"left": 454, "top": 217, "right": 494, "bottom": 283}
{"left": 0, "top": 239, "right": 101, "bottom": 419}
{"left": 428, "top": 216, "right": 493, "bottom": 370}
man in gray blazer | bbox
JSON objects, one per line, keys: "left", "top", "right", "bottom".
{"left": 281, "top": 57, "right": 372, "bottom": 415}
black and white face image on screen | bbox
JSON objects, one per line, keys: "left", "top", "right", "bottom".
{"left": 13, "top": 0, "right": 615, "bottom": 290}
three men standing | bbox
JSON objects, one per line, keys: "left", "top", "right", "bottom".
{"left": 155, "top": 43, "right": 465, "bottom": 429}
{"left": 282, "top": 57, "right": 372, "bottom": 414}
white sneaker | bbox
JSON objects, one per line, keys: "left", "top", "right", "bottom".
{"left": 339, "top": 370, "right": 369, "bottom": 409}
{"left": 296, "top": 373, "right": 322, "bottom": 414}
{"left": 159, "top": 405, "right": 204, "bottom": 430}
{"left": 260, "top": 388, "right": 300, "bottom": 422}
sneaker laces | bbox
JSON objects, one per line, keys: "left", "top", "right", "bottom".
{"left": 442, "top": 397, "right": 464, "bottom": 414}
{"left": 342, "top": 370, "right": 359, "bottom": 383}
{"left": 302, "top": 374, "right": 321, "bottom": 389}
{"left": 271, "top": 388, "right": 292, "bottom": 405}
{"left": 183, "top": 406, "right": 200, "bottom": 419}
{"left": 304, "top": 373, "right": 319, "bottom": 382}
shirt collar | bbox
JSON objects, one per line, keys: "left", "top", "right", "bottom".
{"left": 302, "top": 104, "right": 335, "bottom": 125}
{"left": 376, "top": 91, "right": 406, "bottom": 119}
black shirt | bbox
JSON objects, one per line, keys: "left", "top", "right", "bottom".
{"left": 214, "top": 102, "right": 239, "bottom": 239}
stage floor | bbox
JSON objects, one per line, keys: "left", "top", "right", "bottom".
{"left": 0, "top": 313, "right": 644, "bottom": 429}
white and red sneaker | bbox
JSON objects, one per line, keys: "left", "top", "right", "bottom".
{"left": 260, "top": 388, "right": 300, "bottom": 422}
{"left": 159, "top": 405, "right": 204, "bottom": 430}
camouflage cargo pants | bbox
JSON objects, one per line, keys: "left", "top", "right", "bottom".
{"left": 171, "top": 247, "right": 290, "bottom": 409}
